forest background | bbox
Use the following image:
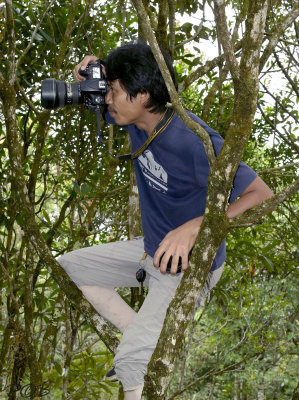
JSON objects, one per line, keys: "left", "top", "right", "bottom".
{"left": 0, "top": 0, "right": 298, "bottom": 399}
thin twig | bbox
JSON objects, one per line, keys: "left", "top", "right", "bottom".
{"left": 167, "top": 351, "right": 264, "bottom": 399}
{"left": 16, "top": 0, "right": 55, "bottom": 69}
{"left": 258, "top": 162, "right": 299, "bottom": 175}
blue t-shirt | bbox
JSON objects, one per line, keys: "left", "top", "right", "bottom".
{"left": 105, "top": 110, "right": 257, "bottom": 270}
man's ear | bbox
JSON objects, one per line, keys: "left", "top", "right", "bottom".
{"left": 138, "top": 91, "right": 150, "bottom": 105}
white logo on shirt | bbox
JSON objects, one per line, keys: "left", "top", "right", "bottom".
{"left": 138, "top": 150, "right": 168, "bottom": 193}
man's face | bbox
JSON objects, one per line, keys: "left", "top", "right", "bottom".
{"left": 105, "top": 79, "right": 147, "bottom": 126}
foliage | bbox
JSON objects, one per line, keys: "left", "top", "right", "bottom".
{"left": 0, "top": 0, "right": 298, "bottom": 399}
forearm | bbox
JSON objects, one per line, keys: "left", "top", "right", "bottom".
{"left": 227, "top": 177, "right": 274, "bottom": 219}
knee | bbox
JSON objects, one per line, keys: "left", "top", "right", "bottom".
{"left": 114, "top": 361, "right": 145, "bottom": 391}
{"left": 57, "top": 253, "right": 71, "bottom": 270}
{"left": 58, "top": 251, "right": 80, "bottom": 274}
{"left": 57, "top": 252, "right": 83, "bottom": 286}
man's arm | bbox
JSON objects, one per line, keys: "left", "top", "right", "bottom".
{"left": 226, "top": 176, "right": 273, "bottom": 219}
{"left": 153, "top": 176, "right": 273, "bottom": 275}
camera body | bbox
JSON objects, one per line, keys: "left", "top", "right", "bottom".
{"left": 41, "top": 61, "right": 107, "bottom": 112}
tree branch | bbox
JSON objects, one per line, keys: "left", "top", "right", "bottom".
{"left": 258, "top": 161, "right": 299, "bottom": 175}
{"left": 174, "top": 3, "right": 206, "bottom": 52}
{"left": 259, "top": 2, "right": 299, "bottom": 72}
{"left": 260, "top": 81, "right": 299, "bottom": 124}
{"left": 168, "top": 0, "right": 177, "bottom": 57}
{"left": 178, "top": 36, "right": 245, "bottom": 94}
{"left": 257, "top": 102, "right": 299, "bottom": 154}
{"left": 178, "top": 54, "right": 224, "bottom": 93}
{"left": 156, "top": 0, "right": 168, "bottom": 51}
{"left": 167, "top": 351, "right": 265, "bottom": 399}
{"left": 15, "top": 78, "right": 40, "bottom": 115}
{"left": 273, "top": 50, "right": 299, "bottom": 98}
{"left": 213, "top": 0, "right": 240, "bottom": 82}
{"left": 237, "top": 0, "right": 268, "bottom": 86}
{"left": 3, "top": 0, "right": 16, "bottom": 85}
{"left": 229, "top": 177, "right": 299, "bottom": 228}
{"left": 201, "top": 63, "right": 229, "bottom": 122}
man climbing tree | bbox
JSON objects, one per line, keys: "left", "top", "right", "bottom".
{"left": 59, "top": 41, "right": 273, "bottom": 400}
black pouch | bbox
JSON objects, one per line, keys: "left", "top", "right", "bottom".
{"left": 136, "top": 252, "right": 147, "bottom": 283}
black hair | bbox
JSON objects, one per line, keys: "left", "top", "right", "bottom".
{"left": 104, "top": 41, "right": 178, "bottom": 114}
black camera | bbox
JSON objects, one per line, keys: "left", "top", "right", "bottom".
{"left": 41, "top": 61, "right": 107, "bottom": 112}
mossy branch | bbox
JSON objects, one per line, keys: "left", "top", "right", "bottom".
{"left": 259, "top": 2, "right": 299, "bottom": 72}
{"left": 229, "top": 177, "right": 299, "bottom": 228}
{"left": 213, "top": 0, "right": 240, "bottom": 82}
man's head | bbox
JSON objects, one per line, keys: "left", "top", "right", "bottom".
{"left": 104, "top": 41, "right": 178, "bottom": 114}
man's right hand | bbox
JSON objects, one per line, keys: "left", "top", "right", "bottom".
{"left": 73, "top": 55, "right": 98, "bottom": 81}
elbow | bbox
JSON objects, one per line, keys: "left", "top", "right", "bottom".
{"left": 263, "top": 186, "right": 274, "bottom": 201}
{"left": 251, "top": 179, "right": 275, "bottom": 212}
{"left": 259, "top": 186, "right": 276, "bottom": 214}
{"left": 254, "top": 177, "right": 274, "bottom": 203}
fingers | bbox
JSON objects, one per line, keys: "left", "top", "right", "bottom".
{"left": 169, "top": 254, "right": 180, "bottom": 275}
{"left": 153, "top": 219, "right": 201, "bottom": 275}
{"left": 160, "top": 251, "right": 173, "bottom": 275}
{"left": 153, "top": 246, "right": 165, "bottom": 269}
{"left": 181, "top": 253, "right": 189, "bottom": 271}
{"left": 73, "top": 55, "right": 98, "bottom": 81}
{"left": 168, "top": 251, "right": 189, "bottom": 275}
{"left": 153, "top": 246, "right": 189, "bottom": 276}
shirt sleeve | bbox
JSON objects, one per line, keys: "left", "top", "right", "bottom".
{"left": 229, "top": 162, "right": 258, "bottom": 203}
{"left": 193, "top": 127, "right": 257, "bottom": 203}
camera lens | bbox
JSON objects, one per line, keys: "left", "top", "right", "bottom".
{"left": 41, "top": 79, "right": 81, "bottom": 109}
{"left": 41, "top": 79, "right": 66, "bottom": 109}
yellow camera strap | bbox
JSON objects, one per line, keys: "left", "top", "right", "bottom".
{"left": 96, "top": 107, "right": 174, "bottom": 161}
{"left": 118, "top": 107, "right": 175, "bottom": 161}
{"left": 132, "top": 107, "right": 174, "bottom": 159}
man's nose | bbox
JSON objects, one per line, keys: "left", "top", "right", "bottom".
{"left": 105, "top": 89, "right": 112, "bottom": 104}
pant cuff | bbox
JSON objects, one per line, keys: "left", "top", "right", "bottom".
{"left": 114, "top": 365, "right": 144, "bottom": 391}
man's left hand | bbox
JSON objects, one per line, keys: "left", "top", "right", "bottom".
{"left": 153, "top": 216, "right": 203, "bottom": 275}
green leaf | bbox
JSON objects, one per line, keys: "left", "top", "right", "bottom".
{"left": 37, "top": 28, "right": 56, "bottom": 44}
{"left": 42, "top": 209, "right": 52, "bottom": 225}
{"left": 260, "top": 255, "right": 274, "bottom": 271}
{"left": 80, "top": 182, "right": 91, "bottom": 194}
{"left": 73, "top": 180, "right": 81, "bottom": 194}
{"left": 54, "top": 362, "right": 63, "bottom": 375}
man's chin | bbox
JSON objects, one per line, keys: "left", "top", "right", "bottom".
{"left": 108, "top": 111, "right": 127, "bottom": 125}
